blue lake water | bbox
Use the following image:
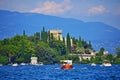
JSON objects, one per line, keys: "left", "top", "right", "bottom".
{"left": 0, "top": 64, "right": 120, "bottom": 80}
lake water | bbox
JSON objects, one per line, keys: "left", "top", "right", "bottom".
{"left": 0, "top": 64, "right": 120, "bottom": 80}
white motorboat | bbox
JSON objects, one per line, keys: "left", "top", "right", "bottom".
{"left": 0, "top": 64, "right": 3, "bottom": 66}
{"left": 20, "top": 63, "right": 26, "bottom": 65}
{"left": 30, "top": 62, "right": 43, "bottom": 66}
{"left": 12, "top": 63, "right": 18, "bottom": 66}
{"left": 38, "top": 62, "right": 43, "bottom": 65}
{"left": 91, "top": 63, "right": 96, "bottom": 66}
{"left": 102, "top": 62, "right": 112, "bottom": 67}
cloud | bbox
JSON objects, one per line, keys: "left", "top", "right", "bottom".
{"left": 88, "top": 5, "right": 106, "bottom": 15}
{"left": 30, "top": 0, "right": 72, "bottom": 15}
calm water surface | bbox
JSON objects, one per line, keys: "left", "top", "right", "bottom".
{"left": 0, "top": 64, "right": 120, "bottom": 80}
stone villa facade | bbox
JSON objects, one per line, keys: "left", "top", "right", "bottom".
{"left": 49, "top": 30, "right": 73, "bottom": 47}
{"left": 78, "top": 51, "right": 96, "bottom": 61}
{"left": 49, "top": 30, "right": 63, "bottom": 41}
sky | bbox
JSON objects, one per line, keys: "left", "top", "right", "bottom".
{"left": 0, "top": 0, "right": 120, "bottom": 29}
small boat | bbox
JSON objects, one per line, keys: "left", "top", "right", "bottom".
{"left": 30, "top": 62, "right": 43, "bottom": 66}
{"left": 12, "top": 63, "right": 18, "bottom": 66}
{"left": 91, "top": 63, "right": 96, "bottom": 66}
{"left": 20, "top": 63, "right": 26, "bottom": 65}
{"left": 102, "top": 62, "right": 112, "bottom": 67}
{"left": 61, "top": 60, "right": 73, "bottom": 69}
{"left": 38, "top": 62, "right": 43, "bottom": 65}
{"left": 0, "top": 64, "right": 3, "bottom": 66}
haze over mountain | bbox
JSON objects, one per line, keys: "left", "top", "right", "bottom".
{"left": 0, "top": 10, "right": 120, "bottom": 53}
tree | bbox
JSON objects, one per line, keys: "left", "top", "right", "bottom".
{"left": 48, "top": 32, "right": 54, "bottom": 45}
{"left": 63, "top": 37, "right": 65, "bottom": 45}
{"left": 116, "top": 47, "right": 120, "bottom": 58}
{"left": 41, "top": 27, "right": 47, "bottom": 43}
{"left": 68, "top": 54, "right": 79, "bottom": 63}
{"left": 2, "top": 38, "right": 10, "bottom": 45}
{"left": 93, "top": 48, "right": 105, "bottom": 63}
{"left": 114, "top": 58, "right": 120, "bottom": 63}
{"left": 72, "top": 37, "right": 78, "bottom": 46}
{"left": 23, "top": 30, "right": 26, "bottom": 36}
{"left": 88, "top": 41, "right": 92, "bottom": 49}
{"left": 78, "top": 36, "right": 82, "bottom": 48}
{"left": 15, "top": 39, "right": 34, "bottom": 63}
{"left": 34, "top": 32, "right": 40, "bottom": 43}
{"left": 0, "top": 45, "right": 18, "bottom": 63}
{"left": 27, "top": 36, "right": 35, "bottom": 42}
{"left": 41, "top": 27, "right": 45, "bottom": 41}
{"left": 66, "top": 33, "right": 71, "bottom": 53}
{"left": 85, "top": 49, "right": 91, "bottom": 54}
{"left": 0, "top": 54, "right": 8, "bottom": 64}
{"left": 106, "top": 54, "right": 114, "bottom": 63}
{"left": 76, "top": 47, "right": 84, "bottom": 61}
{"left": 35, "top": 45, "right": 58, "bottom": 64}
{"left": 98, "top": 47, "right": 105, "bottom": 56}
{"left": 76, "top": 47, "right": 84, "bottom": 54}
{"left": 50, "top": 41, "right": 66, "bottom": 55}
{"left": 114, "top": 47, "right": 120, "bottom": 63}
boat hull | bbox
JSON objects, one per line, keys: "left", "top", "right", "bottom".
{"left": 103, "top": 63, "right": 112, "bottom": 66}
{"left": 61, "top": 64, "right": 73, "bottom": 69}
{"left": 12, "top": 63, "right": 18, "bottom": 66}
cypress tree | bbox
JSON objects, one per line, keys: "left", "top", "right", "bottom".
{"left": 23, "top": 30, "right": 26, "bottom": 36}
{"left": 47, "top": 31, "right": 50, "bottom": 44}
{"left": 49, "top": 33, "right": 54, "bottom": 47}
{"left": 41, "top": 27, "right": 47, "bottom": 43}
{"left": 50, "top": 33, "right": 54, "bottom": 41}
{"left": 41, "top": 27, "right": 44, "bottom": 41}
{"left": 88, "top": 41, "right": 92, "bottom": 49}
{"left": 116, "top": 47, "right": 120, "bottom": 58}
{"left": 34, "top": 32, "right": 40, "bottom": 43}
{"left": 23, "top": 30, "right": 27, "bottom": 39}
{"left": 79, "top": 36, "right": 82, "bottom": 48}
{"left": 63, "top": 37, "right": 65, "bottom": 44}
{"left": 67, "top": 33, "right": 71, "bottom": 53}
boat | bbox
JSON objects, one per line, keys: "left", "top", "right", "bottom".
{"left": 20, "top": 63, "right": 27, "bottom": 65}
{"left": 61, "top": 60, "right": 73, "bottom": 69}
{"left": 38, "top": 62, "right": 43, "bottom": 65}
{"left": 30, "top": 61, "right": 43, "bottom": 66}
{"left": 34, "top": 62, "right": 43, "bottom": 66}
{"left": 91, "top": 63, "right": 96, "bottom": 66}
{"left": 0, "top": 64, "right": 3, "bottom": 66}
{"left": 102, "top": 62, "right": 112, "bottom": 67}
{"left": 12, "top": 63, "right": 18, "bottom": 66}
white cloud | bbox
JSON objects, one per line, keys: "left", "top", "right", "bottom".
{"left": 30, "top": 0, "right": 72, "bottom": 15}
{"left": 88, "top": 5, "right": 106, "bottom": 15}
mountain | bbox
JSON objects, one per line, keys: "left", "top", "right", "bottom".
{"left": 0, "top": 10, "right": 120, "bottom": 53}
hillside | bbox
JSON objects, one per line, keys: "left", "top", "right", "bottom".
{"left": 0, "top": 10, "right": 120, "bottom": 53}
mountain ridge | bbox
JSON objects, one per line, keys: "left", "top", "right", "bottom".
{"left": 0, "top": 10, "right": 120, "bottom": 53}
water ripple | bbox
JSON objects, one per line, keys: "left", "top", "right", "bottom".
{"left": 0, "top": 64, "right": 120, "bottom": 80}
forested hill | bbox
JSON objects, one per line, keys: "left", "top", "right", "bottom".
{"left": 0, "top": 28, "right": 120, "bottom": 64}
{"left": 0, "top": 10, "right": 120, "bottom": 53}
